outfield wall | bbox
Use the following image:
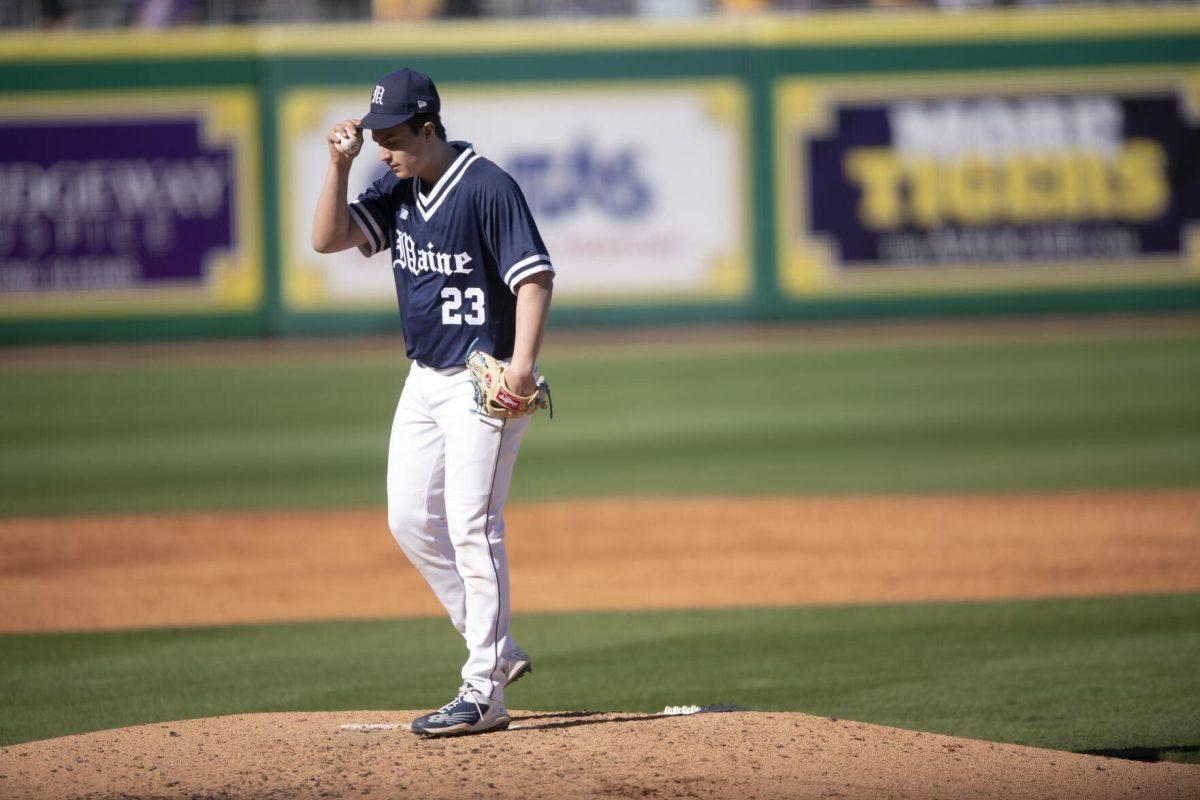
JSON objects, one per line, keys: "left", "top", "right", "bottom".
{"left": 2, "top": 9, "right": 1200, "bottom": 343}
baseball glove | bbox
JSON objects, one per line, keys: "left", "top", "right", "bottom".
{"left": 467, "top": 349, "right": 552, "bottom": 419}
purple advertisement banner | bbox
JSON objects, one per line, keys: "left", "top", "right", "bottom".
{"left": 805, "top": 92, "right": 1200, "bottom": 269}
{"left": 0, "top": 117, "right": 235, "bottom": 295}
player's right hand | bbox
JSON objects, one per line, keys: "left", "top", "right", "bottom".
{"left": 327, "top": 118, "right": 363, "bottom": 164}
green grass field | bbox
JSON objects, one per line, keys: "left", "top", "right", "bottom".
{"left": 3, "top": 596, "right": 1198, "bottom": 757}
{"left": 2, "top": 331, "right": 1199, "bottom": 516}
{"left": 2, "top": 327, "right": 1199, "bottom": 759}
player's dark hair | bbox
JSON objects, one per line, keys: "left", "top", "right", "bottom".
{"left": 406, "top": 113, "right": 447, "bottom": 141}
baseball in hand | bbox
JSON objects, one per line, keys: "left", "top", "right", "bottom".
{"left": 335, "top": 131, "right": 362, "bottom": 156}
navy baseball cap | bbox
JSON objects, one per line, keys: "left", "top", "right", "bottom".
{"left": 360, "top": 68, "right": 440, "bottom": 130}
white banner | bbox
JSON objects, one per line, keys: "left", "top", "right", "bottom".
{"left": 281, "top": 81, "right": 750, "bottom": 310}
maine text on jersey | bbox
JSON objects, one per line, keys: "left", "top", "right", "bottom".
{"left": 394, "top": 230, "right": 474, "bottom": 277}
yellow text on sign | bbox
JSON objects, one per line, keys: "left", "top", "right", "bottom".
{"left": 844, "top": 141, "right": 1168, "bottom": 229}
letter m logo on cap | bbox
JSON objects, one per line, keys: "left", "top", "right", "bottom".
{"left": 371, "top": 85, "right": 386, "bottom": 105}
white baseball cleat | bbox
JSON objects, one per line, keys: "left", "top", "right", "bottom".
{"left": 502, "top": 648, "right": 533, "bottom": 688}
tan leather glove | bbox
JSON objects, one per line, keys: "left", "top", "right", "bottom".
{"left": 467, "top": 349, "right": 551, "bottom": 419}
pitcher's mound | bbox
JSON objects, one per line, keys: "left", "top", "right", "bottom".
{"left": 1, "top": 710, "right": 1196, "bottom": 800}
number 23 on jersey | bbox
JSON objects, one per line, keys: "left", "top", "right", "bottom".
{"left": 441, "top": 287, "right": 485, "bottom": 326}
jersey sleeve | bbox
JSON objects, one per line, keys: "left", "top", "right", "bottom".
{"left": 347, "top": 173, "right": 396, "bottom": 258}
{"left": 481, "top": 174, "right": 554, "bottom": 294}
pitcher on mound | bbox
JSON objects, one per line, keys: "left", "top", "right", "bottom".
{"left": 312, "top": 67, "right": 554, "bottom": 737}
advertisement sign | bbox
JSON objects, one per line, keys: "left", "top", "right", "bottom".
{"left": 776, "top": 71, "right": 1200, "bottom": 296}
{"left": 281, "top": 81, "right": 751, "bottom": 310}
{"left": 0, "top": 91, "right": 262, "bottom": 317}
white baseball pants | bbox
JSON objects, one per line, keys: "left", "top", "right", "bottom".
{"left": 386, "top": 360, "right": 531, "bottom": 703}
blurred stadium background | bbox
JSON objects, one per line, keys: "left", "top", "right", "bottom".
{"left": 1, "top": 0, "right": 1199, "bottom": 782}
{"left": 9, "top": 0, "right": 1159, "bottom": 28}
{"left": 3, "top": 3, "right": 1200, "bottom": 340}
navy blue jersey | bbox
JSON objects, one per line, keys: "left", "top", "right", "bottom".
{"left": 349, "top": 142, "right": 553, "bottom": 369}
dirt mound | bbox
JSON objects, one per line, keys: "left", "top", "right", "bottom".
{"left": 1, "top": 711, "right": 1196, "bottom": 800}
{"left": 4, "top": 490, "right": 1200, "bottom": 633}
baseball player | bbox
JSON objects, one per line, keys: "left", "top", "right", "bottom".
{"left": 311, "top": 68, "right": 554, "bottom": 737}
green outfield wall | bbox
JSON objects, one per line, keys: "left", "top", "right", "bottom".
{"left": 2, "top": 9, "right": 1199, "bottom": 343}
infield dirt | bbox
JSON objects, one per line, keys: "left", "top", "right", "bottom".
{"left": 2, "top": 490, "right": 1199, "bottom": 632}
{"left": 2, "top": 710, "right": 1198, "bottom": 800}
